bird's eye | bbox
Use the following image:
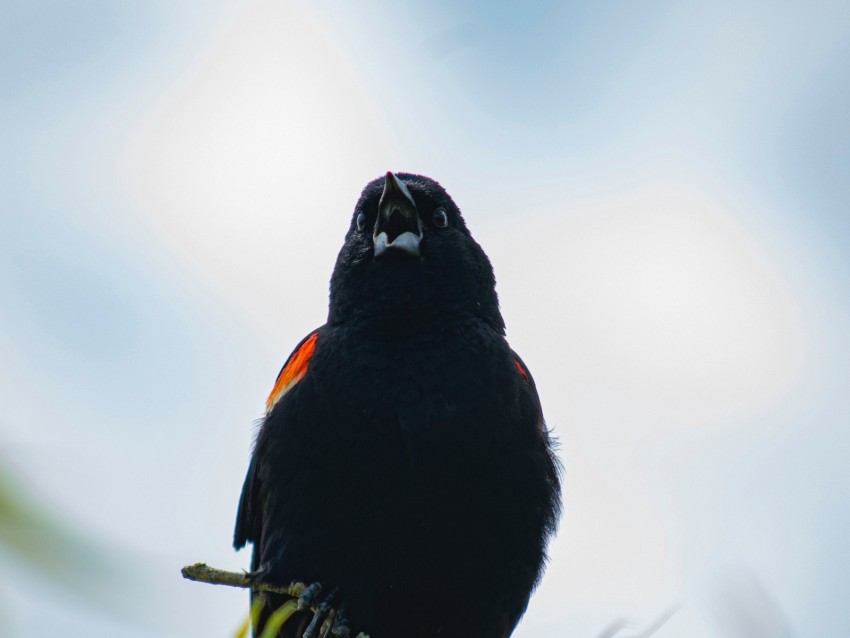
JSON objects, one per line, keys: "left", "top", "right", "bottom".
{"left": 433, "top": 209, "right": 448, "bottom": 228}
{"left": 356, "top": 212, "right": 366, "bottom": 231}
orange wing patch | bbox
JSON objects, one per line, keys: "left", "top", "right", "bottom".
{"left": 265, "top": 333, "right": 318, "bottom": 414}
{"left": 513, "top": 358, "right": 530, "bottom": 384}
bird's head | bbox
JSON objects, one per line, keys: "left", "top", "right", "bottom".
{"left": 328, "top": 172, "right": 504, "bottom": 334}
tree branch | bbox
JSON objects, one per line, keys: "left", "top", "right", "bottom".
{"left": 183, "top": 563, "right": 362, "bottom": 637}
{"left": 181, "top": 563, "right": 307, "bottom": 598}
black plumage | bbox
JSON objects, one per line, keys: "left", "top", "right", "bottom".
{"left": 235, "top": 172, "right": 561, "bottom": 638}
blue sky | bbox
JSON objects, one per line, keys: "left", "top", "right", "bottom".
{"left": 1, "top": 1, "right": 848, "bottom": 636}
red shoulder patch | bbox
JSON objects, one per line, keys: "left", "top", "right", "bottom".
{"left": 513, "top": 358, "right": 530, "bottom": 384}
{"left": 266, "top": 332, "right": 318, "bottom": 414}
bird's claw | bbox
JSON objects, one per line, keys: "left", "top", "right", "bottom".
{"left": 299, "top": 583, "right": 339, "bottom": 638}
{"left": 249, "top": 576, "right": 358, "bottom": 637}
{"left": 297, "top": 586, "right": 356, "bottom": 638}
{"left": 298, "top": 581, "right": 323, "bottom": 611}
{"left": 331, "top": 603, "right": 351, "bottom": 638}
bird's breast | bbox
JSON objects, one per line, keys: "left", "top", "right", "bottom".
{"left": 309, "top": 324, "right": 516, "bottom": 476}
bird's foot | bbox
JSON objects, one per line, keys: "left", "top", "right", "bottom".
{"left": 247, "top": 573, "right": 359, "bottom": 638}
{"left": 298, "top": 585, "right": 354, "bottom": 638}
{"left": 302, "top": 585, "right": 333, "bottom": 638}
{"left": 297, "top": 581, "right": 323, "bottom": 610}
{"left": 331, "top": 602, "right": 351, "bottom": 638}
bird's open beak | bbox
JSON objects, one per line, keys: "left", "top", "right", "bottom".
{"left": 374, "top": 172, "right": 422, "bottom": 258}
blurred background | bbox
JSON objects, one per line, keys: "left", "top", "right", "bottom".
{"left": 1, "top": 0, "right": 848, "bottom": 636}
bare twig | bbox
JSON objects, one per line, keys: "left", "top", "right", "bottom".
{"left": 182, "top": 563, "right": 363, "bottom": 637}
{"left": 180, "top": 563, "right": 307, "bottom": 598}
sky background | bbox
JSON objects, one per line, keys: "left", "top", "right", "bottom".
{"left": 1, "top": 0, "right": 849, "bottom": 636}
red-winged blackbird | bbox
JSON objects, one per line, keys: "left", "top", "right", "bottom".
{"left": 234, "top": 173, "right": 561, "bottom": 638}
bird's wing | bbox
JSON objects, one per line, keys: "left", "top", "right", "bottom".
{"left": 233, "top": 456, "right": 258, "bottom": 551}
{"left": 233, "top": 329, "right": 322, "bottom": 552}
{"left": 510, "top": 350, "right": 538, "bottom": 392}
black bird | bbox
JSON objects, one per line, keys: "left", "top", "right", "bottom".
{"left": 234, "top": 173, "right": 561, "bottom": 638}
